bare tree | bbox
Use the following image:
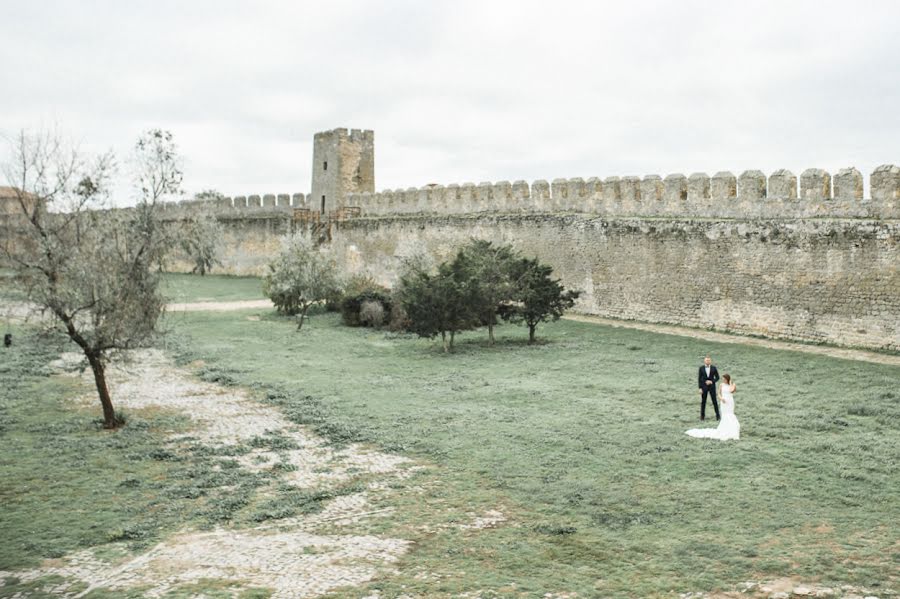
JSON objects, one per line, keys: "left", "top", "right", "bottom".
{"left": 2, "top": 129, "right": 180, "bottom": 428}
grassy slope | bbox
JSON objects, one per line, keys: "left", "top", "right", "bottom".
{"left": 169, "top": 299, "right": 899, "bottom": 596}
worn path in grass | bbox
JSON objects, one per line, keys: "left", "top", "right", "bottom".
{"left": 0, "top": 348, "right": 421, "bottom": 598}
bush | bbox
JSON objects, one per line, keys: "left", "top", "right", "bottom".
{"left": 386, "top": 296, "right": 410, "bottom": 332}
{"left": 262, "top": 236, "right": 343, "bottom": 330}
{"left": 359, "top": 300, "right": 385, "bottom": 328}
{"left": 340, "top": 275, "right": 391, "bottom": 327}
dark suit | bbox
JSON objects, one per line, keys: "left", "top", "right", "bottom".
{"left": 698, "top": 365, "right": 720, "bottom": 420}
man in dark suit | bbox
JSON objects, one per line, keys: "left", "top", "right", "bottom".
{"left": 698, "top": 355, "right": 720, "bottom": 421}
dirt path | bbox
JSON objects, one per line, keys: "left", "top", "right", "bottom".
{"left": 0, "top": 349, "right": 420, "bottom": 598}
{"left": 166, "top": 298, "right": 273, "bottom": 312}
{"left": 564, "top": 314, "right": 900, "bottom": 367}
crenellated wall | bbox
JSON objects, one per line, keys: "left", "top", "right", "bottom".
{"left": 6, "top": 161, "right": 897, "bottom": 352}
{"left": 347, "top": 165, "right": 900, "bottom": 219}
{"left": 154, "top": 163, "right": 898, "bottom": 351}
{"left": 158, "top": 192, "right": 309, "bottom": 214}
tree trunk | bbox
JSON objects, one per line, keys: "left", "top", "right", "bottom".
{"left": 449, "top": 330, "right": 455, "bottom": 351}
{"left": 297, "top": 305, "right": 309, "bottom": 330}
{"left": 488, "top": 318, "right": 495, "bottom": 345}
{"left": 528, "top": 324, "right": 536, "bottom": 344}
{"left": 441, "top": 331, "right": 448, "bottom": 353}
{"left": 87, "top": 353, "right": 118, "bottom": 428}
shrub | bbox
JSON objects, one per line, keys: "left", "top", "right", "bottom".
{"left": 262, "top": 235, "right": 343, "bottom": 330}
{"left": 340, "top": 283, "right": 392, "bottom": 327}
{"left": 359, "top": 300, "right": 385, "bottom": 328}
{"left": 386, "top": 296, "right": 410, "bottom": 332}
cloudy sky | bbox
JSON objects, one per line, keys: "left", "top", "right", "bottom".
{"left": 2, "top": 0, "right": 899, "bottom": 204}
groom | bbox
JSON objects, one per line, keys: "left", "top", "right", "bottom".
{"left": 698, "top": 355, "right": 720, "bottom": 421}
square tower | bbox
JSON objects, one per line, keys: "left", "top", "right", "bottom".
{"left": 310, "top": 128, "right": 374, "bottom": 213}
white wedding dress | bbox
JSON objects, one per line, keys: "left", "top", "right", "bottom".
{"left": 686, "top": 383, "right": 740, "bottom": 440}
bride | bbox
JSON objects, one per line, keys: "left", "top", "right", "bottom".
{"left": 686, "top": 374, "right": 740, "bottom": 440}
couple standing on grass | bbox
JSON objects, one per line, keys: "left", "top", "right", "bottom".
{"left": 686, "top": 355, "right": 741, "bottom": 441}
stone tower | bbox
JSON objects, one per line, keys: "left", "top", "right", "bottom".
{"left": 310, "top": 128, "right": 374, "bottom": 213}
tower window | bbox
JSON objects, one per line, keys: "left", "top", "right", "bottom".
{"left": 321, "top": 195, "right": 326, "bottom": 213}
{"left": 323, "top": 161, "right": 327, "bottom": 171}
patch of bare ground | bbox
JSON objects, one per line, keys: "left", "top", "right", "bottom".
{"left": 0, "top": 349, "right": 421, "bottom": 598}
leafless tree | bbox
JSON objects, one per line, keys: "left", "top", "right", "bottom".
{"left": 2, "top": 129, "right": 180, "bottom": 428}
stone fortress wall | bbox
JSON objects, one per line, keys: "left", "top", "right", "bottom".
{"left": 157, "top": 163, "right": 900, "bottom": 220}
{"left": 5, "top": 127, "right": 898, "bottom": 351}
{"left": 153, "top": 156, "right": 900, "bottom": 352}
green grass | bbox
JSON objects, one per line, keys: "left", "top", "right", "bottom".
{"left": 0, "top": 327, "right": 278, "bottom": 577}
{"left": 165, "top": 297, "right": 899, "bottom": 597}
{"left": 3, "top": 272, "right": 897, "bottom": 597}
{"left": 161, "top": 272, "right": 265, "bottom": 303}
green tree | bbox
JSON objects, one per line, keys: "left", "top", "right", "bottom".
{"left": 501, "top": 257, "right": 580, "bottom": 343}
{"left": 398, "top": 258, "right": 477, "bottom": 352}
{"left": 456, "top": 239, "right": 518, "bottom": 344}
{"left": 263, "top": 235, "right": 342, "bottom": 330}
{"left": 179, "top": 190, "right": 224, "bottom": 275}
{"left": 2, "top": 129, "right": 177, "bottom": 428}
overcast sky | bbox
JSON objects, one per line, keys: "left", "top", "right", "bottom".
{"left": 2, "top": 0, "right": 899, "bottom": 205}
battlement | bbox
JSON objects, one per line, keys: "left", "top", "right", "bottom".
{"left": 347, "top": 165, "right": 900, "bottom": 220}
{"left": 314, "top": 127, "right": 374, "bottom": 142}
{"left": 155, "top": 192, "right": 310, "bottom": 217}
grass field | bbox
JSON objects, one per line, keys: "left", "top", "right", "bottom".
{"left": 164, "top": 276, "right": 899, "bottom": 596}
{"left": 161, "top": 273, "right": 265, "bottom": 303}
{"left": 2, "top": 273, "right": 897, "bottom": 598}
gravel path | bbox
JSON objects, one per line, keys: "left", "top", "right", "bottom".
{"left": 0, "top": 349, "right": 418, "bottom": 598}
{"left": 564, "top": 314, "right": 900, "bottom": 367}
{"left": 166, "top": 299, "right": 273, "bottom": 312}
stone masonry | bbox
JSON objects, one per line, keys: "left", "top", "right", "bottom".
{"left": 4, "top": 128, "right": 898, "bottom": 351}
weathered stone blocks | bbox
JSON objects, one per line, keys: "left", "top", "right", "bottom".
{"left": 710, "top": 171, "right": 737, "bottom": 201}
{"left": 403, "top": 187, "right": 418, "bottom": 212}
{"left": 291, "top": 193, "right": 304, "bottom": 208}
{"left": 551, "top": 178, "right": 568, "bottom": 211}
{"left": 833, "top": 167, "right": 863, "bottom": 201}
{"left": 800, "top": 169, "right": 831, "bottom": 200}
{"left": 602, "top": 177, "right": 622, "bottom": 202}
{"left": 234, "top": 196, "right": 248, "bottom": 208}
{"left": 532, "top": 180, "right": 550, "bottom": 210}
{"left": 492, "top": 181, "right": 512, "bottom": 211}
{"left": 263, "top": 194, "right": 276, "bottom": 207}
{"left": 640, "top": 175, "right": 664, "bottom": 203}
{"left": 687, "top": 173, "right": 710, "bottom": 202}
{"left": 568, "top": 177, "right": 586, "bottom": 211}
{"left": 460, "top": 183, "right": 476, "bottom": 212}
{"left": 277, "top": 194, "right": 291, "bottom": 207}
{"left": 620, "top": 176, "right": 641, "bottom": 203}
{"left": 664, "top": 174, "right": 688, "bottom": 203}
{"left": 768, "top": 170, "right": 797, "bottom": 199}
{"left": 871, "top": 164, "right": 900, "bottom": 201}
{"left": 429, "top": 185, "right": 445, "bottom": 212}
{"left": 444, "top": 184, "right": 461, "bottom": 213}
{"left": 476, "top": 182, "right": 493, "bottom": 211}
{"left": 512, "top": 181, "right": 529, "bottom": 199}
{"left": 738, "top": 170, "right": 766, "bottom": 201}
{"left": 247, "top": 195, "right": 261, "bottom": 208}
